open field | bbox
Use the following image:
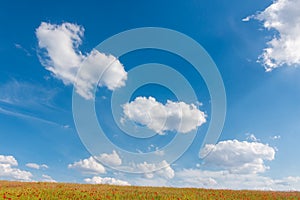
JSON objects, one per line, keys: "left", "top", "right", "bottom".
{"left": 1, "top": 181, "right": 300, "bottom": 200}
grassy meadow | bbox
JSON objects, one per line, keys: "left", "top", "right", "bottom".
{"left": 1, "top": 181, "right": 300, "bottom": 200}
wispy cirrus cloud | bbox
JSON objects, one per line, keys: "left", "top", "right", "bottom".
{"left": 0, "top": 79, "right": 58, "bottom": 108}
{"left": 14, "top": 43, "right": 32, "bottom": 56}
{"left": 0, "top": 107, "right": 61, "bottom": 127}
{"left": 0, "top": 80, "right": 70, "bottom": 127}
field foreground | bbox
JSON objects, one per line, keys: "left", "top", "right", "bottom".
{"left": 1, "top": 181, "right": 300, "bottom": 200}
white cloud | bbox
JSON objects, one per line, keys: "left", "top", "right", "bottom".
{"left": 200, "top": 140, "right": 275, "bottom": 174}
{"left": 253, "top": 0, "right": 300, "bottom": 71}
{"left": 74, "top": 50, "right": 127, "bottom": 99}
{"left": 242, "top": 16, "right": 251, "bottom": 22}
{"left": 68, "top": 156, "right": 106, "bottom": 174}
{"left": 84, "top": 176, "right": 130, "bottom": 186}
{"left": 136, "top": 160, "right": 175, "bottom": 179}
{"left": 0, "top": 155, "right": 32, "bottom": 181}
{"left": 25, "top": 163, "right": 40, "bottom": 169}
{"left": 41, "top": 174, "right": 56, "bottom": 183}
{"left": 130, "top": 177, "right": 171, "bottom": 187}
{"left": 270, "top": 135, "right": 281, "bottom": 140}
{"left": 246, "top": 133, "right": 260, "bottom": 142}
{"left": 147, "top": 145, "right": 165, "bottom": 156}
{"left": 175, "top": 168, "right": 300, "bottom": 191}
{"left": 97, "top": 151, "right": 122, "bottom": 166}
{"left": 41, "top": 164, "right": 49, "bottom": 169}
{"left": 175, "top": 169, "right": 218, "bottom": 188}
{"left": 26, "top": 163, "right": 49, "bottom": 170}
{"left": 0, "top": 155, "right": 18, "bottom": 166}
{"left": 36, "top": 22, "right": 127, "bottom": 99}
{"left": 154, "top": 149, "right": 165, "bottom": 156}
{"left": 122, "top": 96, "right": 206, "bottom": 134}
{"left": 15, "top": 43, "right": 31, "bottom": 56}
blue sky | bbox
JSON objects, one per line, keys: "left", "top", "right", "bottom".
{"left": 1, "top": 0, "right": 300, "bottom": 190}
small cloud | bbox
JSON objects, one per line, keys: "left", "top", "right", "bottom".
{"left": 62, "top": 124, "right": 70, "bottom": 129}
{"left": 246, "top": 133, "right": 260, "bottom": 142}
{"left": 242, "top": 16, "right": 251, "bottom": 22}
{"left": 41, "top": 174, "right": 56, "bottom": 182}
{"left": 136, "top": 149, "right": 143, "bottom": 154}
{"left": 84, "top": 176, "right": 130, "bottom": 186}
{"left": 154, "top": 149, "right": 165, "bottom": 156}
{"left": 147, "top": 144, "right": 155, "bottom": 151}
{"left": 26, "top": 163, "right": 49, "bottom": 170}
{"left": 41, "top": 164, "right": 49, "bottom": 169}
{"left": 270, "top": 135, "right": 281, "bottom": 140}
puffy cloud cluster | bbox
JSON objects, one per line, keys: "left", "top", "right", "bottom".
{"left": 68, "top": 152, "right": 131, "bottom": 186}
{"left": 251, "top": 0, "right": 300, "bottom": 70}
{"left": 122, "top": 96, "right": 206, "bottom": 134}
{"left": 0, "top": 155, "right": 32, "bottom": 181}
{"left": 174, "top": 139, "right": 299, "bottom": 190}
{"left": 36, "top": 22, "right": 127, "bottom": 99}
{"left": 200, "top": 140, "right": 275, "bottom": 174}
{"left": 68, "top": 151, "right": 124, "bottom": 174}
{"left": 68, "top": 156, "right": 106, "bottom": 174}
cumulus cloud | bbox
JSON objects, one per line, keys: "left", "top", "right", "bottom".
{"left": 0, "top": 155, "right": 18, "bottom": 166}
{"left": 122, "top": 96, "right": 206, "bottom": 134}
{"left": 26, "top": 163, "right": 49, "bottom": 170}
{"left": 36, "top": 22, "right": 127, "bottom": 99}
{"left": 96, "top": 150, "right": 122, "bottom": 166}
{"left": 136, "top": 160, "right": 175, "bottom": 179}
{"left": 84, "top": 176, "right": 130, "bottom": 186}
{"left": 68, "top": 156, "right": 106, "bottom": 174}
{"left": 200, "top": 140, "right": 275, "bottom": 174}
{"left": 252, "top": 0, "right": 300, "bottom": 71}
{"left": 0, "top": 155, "right": 32, "bottom": 181}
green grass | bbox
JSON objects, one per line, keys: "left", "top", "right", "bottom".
{"left": 1, "top": 181, "right": 300, "bottom": 200}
